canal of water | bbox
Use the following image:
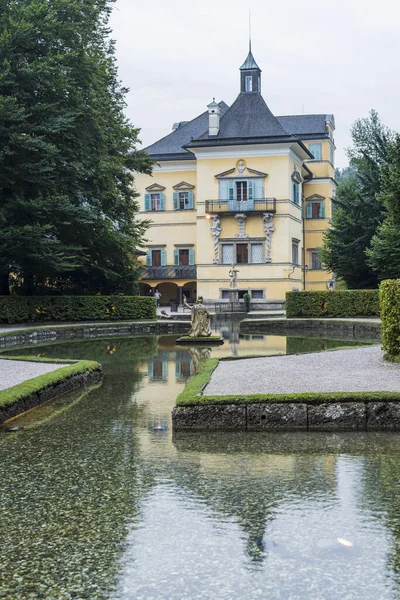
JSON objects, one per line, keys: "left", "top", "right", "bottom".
{"left": 1, "top": 322, "right": 399, "bottom": 599}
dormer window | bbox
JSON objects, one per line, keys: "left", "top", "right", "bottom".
{"left": 245, "top": 76, "right": 252, "bottom": 92}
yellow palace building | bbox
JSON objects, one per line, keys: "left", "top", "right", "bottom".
{"left": 135, "top": 46, "right": 335, "bottom": 308}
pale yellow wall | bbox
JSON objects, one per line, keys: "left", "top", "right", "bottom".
{"left": 135, "top": 138, "right": 336, "bottom": 299}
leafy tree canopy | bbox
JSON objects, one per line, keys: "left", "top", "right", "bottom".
{"left": 0, "top": 0, "right": 152, "bottom": 295}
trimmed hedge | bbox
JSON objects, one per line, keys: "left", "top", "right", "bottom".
{"left": 0, "top": 296, "right": 156, "bottom": 324}
{"left": 286, "top": 290, "right": 380, "bottom": 318}
{"left": 380, "top": 279, "right": 400, "bottom": 359}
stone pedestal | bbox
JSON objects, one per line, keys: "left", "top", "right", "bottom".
{"left": 229, "top": 289, "right": 239, "bottom": 303}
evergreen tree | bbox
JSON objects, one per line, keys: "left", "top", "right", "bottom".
{"left": 0, "top": 0, "right": 152, "bottom": 295}
{"left": 322, "top": 110, "right": 391, "bottom": 289}
{"left": 367, "top": 135, "right": 400, "bottom": 279}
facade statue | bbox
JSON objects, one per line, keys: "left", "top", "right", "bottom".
{"left": 229, "top": 265, "right": 239, "bottom": 289}
{"left": 210, "top": 215, "right": 222, "bottom": 264}
{"left": 183, "top": 295, "right": 212, "bottom": 337}
{"left": 262, "top": 213, "right": 275, "bottom": 263}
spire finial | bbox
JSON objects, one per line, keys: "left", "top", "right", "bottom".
{"left": 249, "top": 9, "right": 252, "bottom": 53}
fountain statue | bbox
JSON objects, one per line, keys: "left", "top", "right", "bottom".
{"left": 177, "top": 296, "right": 224, "bottom": 345}
{"left": 183, "top": 295, "right": 212, "bottom": 337}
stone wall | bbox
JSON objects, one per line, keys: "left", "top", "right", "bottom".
{"left": 0, "top": 320, "right": 190, "bottom": 350}
{"left": 240, "top": 318, "right": 381, "bottom": 341}
{"left": 172, "top": 400, "right": 400, "bottom": 431}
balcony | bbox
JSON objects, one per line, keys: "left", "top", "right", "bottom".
{"left": 205, "top": 198, "right": 276, "bottom": 214}
{"left": 141, "top": 265, "right": 197, "bottom": 280}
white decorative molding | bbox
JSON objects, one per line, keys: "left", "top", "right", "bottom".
{"left": 262, "top": 213, "right": 275, "bottom": 263}
{"left": 210, "top": 215, "right": 222, "bottom": 264}
{"left": 192, "top": 144, "right": 305, "bottom": 160}
{"left": 235, "top": 214, "right": 248, "bottom": 238}
{"left": 152, "top": 161, "right": 197, "bottom": 173}
{"left": 145, "top": 183, "right": 166, "bottom": 192}
{"left": 173, "top": 181, "right": 195, "bottom": 190}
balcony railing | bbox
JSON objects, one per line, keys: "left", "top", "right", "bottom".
{"left": 141, "top": 265, "right": 197, "bottom": 280}
{"left": 205, "top": 198, "right": 276, "bottom": 214}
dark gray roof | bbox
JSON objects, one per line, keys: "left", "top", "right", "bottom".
{"left": 276, "top": 114, "right": 332, "bottom": 138}
{"left": 196, "top": 92, "right": 292, "bottom": 141}
{"left": 240, "top": 50, "right": 261, "bottom": 71}
{"left": 145, "top": 102, "right": 229, "bottom": 159}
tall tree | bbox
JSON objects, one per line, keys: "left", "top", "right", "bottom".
{"left": 367, "top": 135, "right": 400, "bottom": 279}
{"left": 0, "top": 0, "right": 152, "bottom": 295}
{"left": 322, "top": 110, "right": 392, "bottom": 288}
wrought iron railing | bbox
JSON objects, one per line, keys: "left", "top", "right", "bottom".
{"left": 141, "top": 266, "right": 197, "bottom": 280}
{"left": 205, "top": 198, "right": 276, "bottom": 214}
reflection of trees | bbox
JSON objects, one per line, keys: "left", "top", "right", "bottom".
{"left": 359, "top": 438, "right": 400, "bottom": 589}
{"left": 158, "top": 433, "right": 338, "bottom": 563}
{"left": 0, "top": 336, "right": 158, "bottom": 375}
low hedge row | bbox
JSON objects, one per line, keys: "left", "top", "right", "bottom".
{"left": 285, "top": 290, "right": 380, "bottom": 318}
{"left": 380, "top": 280, "right": 400, "bottom": 359}
{"left": 0, "top": 296, "right": 156, "bottom": 324}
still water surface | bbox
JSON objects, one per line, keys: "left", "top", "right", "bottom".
{"left": 1, "top": 325, "right": 399, "bottom": 599}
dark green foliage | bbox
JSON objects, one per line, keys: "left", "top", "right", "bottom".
{"left": 0, "top": 0, "right": 152, "bottom": 295}
{"left": 243, "top": 292, "right": 251, "bottom": 313}
{"left": 285, "top": 336, "right": 367, "bottom": 354}
{"left": 379, "top": 279, "right": 400, "bottom": 359}
{"left": 285, "top": 290, "right": 380, "bottom": 318}
{"left": 322, "top": 110, "right": 391, "bottom": 289}
{"left": 0, "top": 296, "right": 156, "bottom": 323}
{"left": 367, "top": 136, "right": 400, "bottom": 279}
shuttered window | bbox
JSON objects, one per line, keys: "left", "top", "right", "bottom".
{"left": 306, "top": 201, "right": 325, "bottom": 219}
{"left": 144, "top": 192, "right": 165, "bottom": 211}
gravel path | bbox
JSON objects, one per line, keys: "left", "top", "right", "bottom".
{"left": 204, "top": 346, "right": 400, "bottom": 396}
{"left": 0, "top": 359, "right": 68, "bottom": 391}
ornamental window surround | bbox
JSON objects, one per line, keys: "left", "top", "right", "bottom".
{"left": 173, "top": 182, "right": 195, "bottom": 210}
{"left": 144, "top": 184, "right": 166, "bottom": 211}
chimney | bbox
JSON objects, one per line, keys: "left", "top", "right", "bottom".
{"left": 207, "top": 98, "right": 220, "bottom": 136}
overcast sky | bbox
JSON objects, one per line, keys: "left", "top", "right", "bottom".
{"left": 109, "top": 0, "right": 400, "bottom": 168}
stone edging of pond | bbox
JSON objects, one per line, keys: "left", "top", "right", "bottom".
{"left": 240, "top": 318, "right": 381, "bottom": 340}
{"left": 172, "top": 357, "right": 400, "bottom": 431}
{"left": 0, "top": 320, "right": 190, "bottom": 350}
{"left": 0, "top": 358, "right": 103, "bottom": 424}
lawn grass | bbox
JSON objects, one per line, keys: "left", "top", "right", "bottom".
{"left": 0, "top": 360, "right": 100, "bottom": 410}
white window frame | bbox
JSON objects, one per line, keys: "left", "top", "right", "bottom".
{"left": 245, "top": 76, "right": 252, "bottom": 92}
{"left": 151, "top": 193, "right": 161, "bottom": 211}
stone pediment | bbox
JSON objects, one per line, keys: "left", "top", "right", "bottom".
{"left": 145, "top": 183, "right": 166, "bottom": 192}
{"left": 215, "top": 167, "right": 268, "bottom": 179}
{"left": 306, "top": 193, "right": 325, "bottom": 201}
{"left": 173, "top": 181, "right": 195, "bottom": 190}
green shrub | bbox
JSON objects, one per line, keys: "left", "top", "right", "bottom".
{"left": 0, "top": 296, "right": 156, "bottom": 324}
{"left": 286, "top": 290, "right": 380, "bottom": 318}
{"left": 380, "top": 279, "right": 400, "bottom": 359}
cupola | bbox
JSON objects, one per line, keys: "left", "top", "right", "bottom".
{"left": 240, "top": 42, "right": 261, "bottom": 93}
